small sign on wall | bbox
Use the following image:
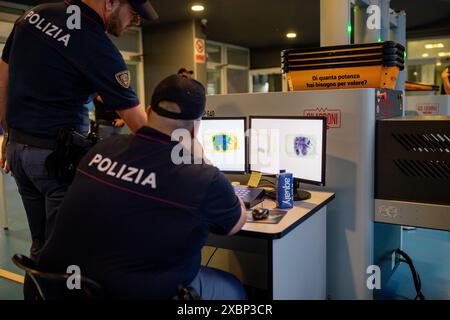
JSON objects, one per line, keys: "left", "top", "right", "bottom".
{"left": 416, "top": 103, "right": 439, "bottom": 115}
{"left": 194, "top": 38, "right": 205, "bottom": 63}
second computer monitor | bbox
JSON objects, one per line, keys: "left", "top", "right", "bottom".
{"left": 196, "top": 117, "right": 247, "bottom": 173}
{"left": 250, "top": 116, "right": 327, "bottom": 186}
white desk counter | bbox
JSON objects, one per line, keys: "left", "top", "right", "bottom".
{"left": 239, "top": 190, "right": 335, "bottom": 239}
{"left": 204, "top": 190, "right": 335, "bottom": 300}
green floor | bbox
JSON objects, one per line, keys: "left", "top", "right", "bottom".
{"left": 0, "top": 173, "right": 29, "bottom": 300}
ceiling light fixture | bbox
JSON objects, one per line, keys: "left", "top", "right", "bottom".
{"left": 286, "top": 32, "right": 297, "bottom": 39}
{"left": 438, "top": 52, "right": 450, "bottom": 57}
{"left": 422, "top": 53, "right": 429, "bottom": 58}
{"left": 191, "top": 4, "right": 205, "bottom": 12}
{"left": 436, "top": 61, "right": 442, "bottom": 67}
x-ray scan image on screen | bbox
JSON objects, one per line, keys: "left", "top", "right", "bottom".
{"left": 196, "top": 118, "right": 247, "bottom": 173}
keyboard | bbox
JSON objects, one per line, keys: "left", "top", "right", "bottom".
{"left": 234, "top": 186, "right": 265, "bottom": 209}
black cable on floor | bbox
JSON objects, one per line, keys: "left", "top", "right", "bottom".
{"left": 395, "top": 248, "right": 426, "bottom": 300}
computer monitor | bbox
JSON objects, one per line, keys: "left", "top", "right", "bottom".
{"left": 250, "top": 116, "right": 327, "bottom": 198}
{"left": 196, "top": 117, "right": 247, "bottom": 173}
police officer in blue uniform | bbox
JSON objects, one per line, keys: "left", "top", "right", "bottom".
{"left": 38, "top": 75, "right": 248, "bottom": 300}
{"left": 0, "top": 0, "right": 158, "bottom": 259}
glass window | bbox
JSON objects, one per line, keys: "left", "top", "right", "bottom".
{"left": 407, "top": 64, "right": 436, "bottom": 85}
{"left": 252, "top": 74, "right": 282, "bottom": 93}
{"left": 406, "top": 37, "right": 450, "bottom": 89}
{"left": 0, "top": 6, "right": 26, "bottom": 16}
{"left": 407, "top": 65, "right": 421, "bottom": 83}
{"left": 109, "top": 29, "right": 141, "bottom": 53}
{"left": 227, "top": 47, "right": 248, "bottom": 66}
{"left": 206, "top": 41, "right": 249, "bottom": 94}
{"left": 227, "top": 68, "right": 248, "bottom": 94}
{"left": 207, "top": 43, "right": 221, "bottom": 64}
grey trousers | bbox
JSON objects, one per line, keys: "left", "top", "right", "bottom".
{"left": 189, "top": 267, "right": 247, "bottom": 300}
{"left": 7, "top": 141, "right": 69, "bottom": 254}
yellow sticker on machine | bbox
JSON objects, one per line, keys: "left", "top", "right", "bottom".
{"left": 286, "top": 66, "right": 399, "bottom": 91}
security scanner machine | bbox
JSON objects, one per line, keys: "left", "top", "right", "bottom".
{"left": 205, "top": 88, "right": 402, "bottom": 299}
{"left": 375, "top": 116, "right": 450, "bottom": 230}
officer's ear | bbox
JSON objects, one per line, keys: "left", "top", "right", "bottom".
{"left": 145, "top": 105, "right": 152, "bottom": 118}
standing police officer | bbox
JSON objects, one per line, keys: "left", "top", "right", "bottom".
{"left": 0, "top": 0, "right": 158, "bottom": 259}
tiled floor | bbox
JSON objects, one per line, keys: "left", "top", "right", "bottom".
{"left": 0, "top": 172, "right": 449, "bottom": 300}
{"left": 0, "top": 173, "right": 29, "bottom": 300}
{"left": 382, "top": 227, "right": 450, "bottom": 300}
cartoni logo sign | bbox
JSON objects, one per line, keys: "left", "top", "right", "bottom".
{"left": 303, "top": 108, "right": 342, "bottom": 130}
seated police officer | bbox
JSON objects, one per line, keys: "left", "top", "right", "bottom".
{"left": 38, "top": 75, "right": 248, "bottom": 300}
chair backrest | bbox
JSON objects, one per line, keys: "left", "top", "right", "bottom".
{"left": 12, "top": 253, "right": 200, "bottom": 300}
{"left": 12, "top": 254, "right": 103, "bottom": 300}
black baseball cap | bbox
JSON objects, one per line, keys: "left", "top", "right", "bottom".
{"left": 128, "top": 0, "right": 159, "bottom": 21}
{"left": 151, "top": 75, "right": 206, "bottom": 120}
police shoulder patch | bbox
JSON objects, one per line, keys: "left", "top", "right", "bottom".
{"left": 115, "top": 70, "right": 131, "bottom": 88}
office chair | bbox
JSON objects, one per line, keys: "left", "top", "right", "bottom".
{"left": 12, "top": 253, "right": 201, "bottom": 300}
{"left": 12, "top": 254, "right": 103, "bottom": 300}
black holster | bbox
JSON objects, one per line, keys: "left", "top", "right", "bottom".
{"left": 45, "top": 127, "right": 98, "bottom": 183}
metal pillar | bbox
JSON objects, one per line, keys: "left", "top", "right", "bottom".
{"left": 394, "top": 11, "right": 406, "bottom": 92}
{"left": 320, "top": 0, "right": 351, "bottom": 46}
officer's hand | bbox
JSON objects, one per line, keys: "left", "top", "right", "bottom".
{"left": 1, "top": 135, "right": 9, "bottom": 174}
{"left": 114, "top": 119, "right": 125, "bottom": 127}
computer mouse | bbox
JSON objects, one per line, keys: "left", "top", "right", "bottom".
{"left": 252, "top": 208, "right": 269, "bottom": 220}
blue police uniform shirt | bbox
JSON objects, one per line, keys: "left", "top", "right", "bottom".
{"left": 38, "top": 126, "right": 242, "bottom": 299}
{"left": 1, "top": 0, "right": 139, "bottom": 138}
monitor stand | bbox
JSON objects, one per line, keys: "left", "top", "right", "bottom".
{"left": 294, "top": 178, "right": 311, "bottom": 201}
{"left": 295, "top": 189, "right": 312, "bottom": 201}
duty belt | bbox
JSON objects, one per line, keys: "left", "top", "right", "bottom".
{"left": 8, "top": 128, "right": 57, "bottom": 150}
